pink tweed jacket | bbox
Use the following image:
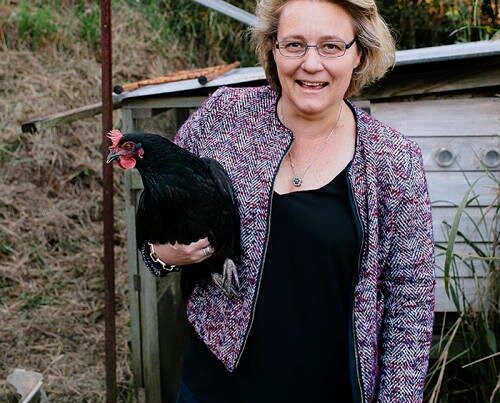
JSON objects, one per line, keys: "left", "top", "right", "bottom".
{"left": 145, "top": 85, "right": 436, "bottom": 403}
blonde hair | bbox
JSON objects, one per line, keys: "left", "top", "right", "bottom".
{"left": 251, "top": 0, "right": 396, "bottom": 97}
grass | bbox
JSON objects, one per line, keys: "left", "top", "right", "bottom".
{"left": 425, "top": 171, "right": 499, "bottom": 402}
{"left": 76, "top": 1, "right": 100, "bottom": 51}
{"left": 0, "top": 1, "right": 163, "bottom": 400}
{"left": 124, "top": 0, "right": 257, "bottom": 66}
{"left": 17, "top": 1, "right": 57, "bottom": 50}
{"left": 0, "top": 0, "right": 498, "bottom": 401}
{"left": 447, "top": 0, "right": 500, "bottom": 42}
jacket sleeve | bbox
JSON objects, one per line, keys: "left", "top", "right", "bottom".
{"left": 174, "top": 86, "right": 228, "bottom": 153}
{"left": 377, "top": 142, "right": 436, "bottom": 402}
{"left": 140, "top": 87, "right": 227, "bottom": 277}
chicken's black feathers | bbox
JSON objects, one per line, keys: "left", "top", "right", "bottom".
{"left": 115, "top": 132, "right": 241, "bottom": 298}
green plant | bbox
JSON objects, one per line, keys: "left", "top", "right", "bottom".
{"left": 426, "top": 171, "right": 499, "bottom": 402}
{"left": 16, "top": 1, "right": 57, "bottom": 49}
{"left": 124, "top": 0, "right": 258, "bottom": 66}
{"left": 376, "top": 0, "right": 499, "bottom": 49}
{"left": 448, "top": 0, "right": 499, "bottom": 42}
{"left": 76, "top": 1, "right": 100, "bottom": 50}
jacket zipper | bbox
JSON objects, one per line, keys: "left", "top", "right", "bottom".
{"left": 347, "top": 170, "right": 366, "bottom": 403}
{"left": 234, "top": 133, "right": 294, "bottom": 369}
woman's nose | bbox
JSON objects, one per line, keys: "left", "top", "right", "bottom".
{"left": 300, "top": 48, "right": 325, "bottom": 72}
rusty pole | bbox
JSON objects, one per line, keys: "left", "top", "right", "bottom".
{"left": 100, "top": 0, "right": 116, "bottom": 402}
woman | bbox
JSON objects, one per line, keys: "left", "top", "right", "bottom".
{"left": 143, "top": 0, "right": 435, "bottom": 402}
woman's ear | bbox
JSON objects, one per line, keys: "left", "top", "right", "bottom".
{"left": 353, "top": 46, "right": 362, "bottom": 69}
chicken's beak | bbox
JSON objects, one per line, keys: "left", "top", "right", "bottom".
{"left": 106, "top": 150, "right": 120, "bottom": 164}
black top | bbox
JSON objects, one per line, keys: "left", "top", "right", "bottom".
{"left": 182, "top": 164, "right": 360, "bottom": 403}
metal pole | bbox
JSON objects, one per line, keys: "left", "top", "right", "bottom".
{"left": 100, "top": 0, "right": 116, "bottom": 402}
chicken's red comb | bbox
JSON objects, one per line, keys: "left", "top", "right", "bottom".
{"left": 107, "top": 129, "right": 123, "bottom": 148}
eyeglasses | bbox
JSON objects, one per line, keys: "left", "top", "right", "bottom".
{"left": 275, "top": 38, "right": 356, "bottom": 58}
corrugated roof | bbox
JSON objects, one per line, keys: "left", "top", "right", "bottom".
{"left": 193, "top": 0, "right": 258, "bottom": 27}
{"left": 395, "top": 40, "right": 500, "bottom": 65}
{"left": 118, "top": 40, "right": 500, "bottom": 100}
{"left": 118, "top": 66, "right": 265, "bottom": 100}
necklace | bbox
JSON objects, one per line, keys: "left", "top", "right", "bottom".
{"left": 282, "top": 102, "right": 343, "bottom": 187}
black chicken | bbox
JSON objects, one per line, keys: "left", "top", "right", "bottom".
{"left": 106, "top": 129, "right": 241, "bottom": 298}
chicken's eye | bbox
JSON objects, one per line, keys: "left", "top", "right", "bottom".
{"left": 122, "top": 141, "right": 135, "bottom": 151}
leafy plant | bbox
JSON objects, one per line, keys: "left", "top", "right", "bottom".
{"left": 426, "top": 170, "right": 499, "bottom": 402}
{"left": 124, "top": 0, "right": 258, "bottom": 66}
{"left": 376, "top": 0, "right": 499, "bottom": 49}
{"left": 16, "top": 1, "right": 57, "bottom": 49}
{"left": 76, "top": 1, "right": 100, "bottom": 51}
{"left": 447, "top": 0, "right": 499, "bottom": 42}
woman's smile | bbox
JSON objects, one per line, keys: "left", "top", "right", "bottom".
{"left": 273, "top": 0, "right": 361, "bottom": 119}
{"left": 296, "top": 80, "right": 328, "bottom": 89}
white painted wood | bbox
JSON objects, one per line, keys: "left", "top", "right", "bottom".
{"left": 371, "top": 98, "right": 500, "bottom": 137}
{"left": 414, "top": 136, "right": 500, "bottom": 171}
{"left": 359, "top": 64, "right": 500, "bottom": 99}
{"left": 432, "top": 206, "right": 498, "bottom": 243}
{"left": 434, "top": 242, "right": 492, "bottom": 278}
{"left": 427, "top": 171, "right": 498, "bottom": 206}
{"left": 435, "top": 277, "right": 489, "bottom": 312}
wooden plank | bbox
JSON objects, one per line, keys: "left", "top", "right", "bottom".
{"left": 157, "top": 275, "right": 190, "bottom": 403}
{"left": 432, "top": 207, "right": 498, "bottom": 243}
{"left": 124, "top": 106, "right": 162, "bottom": 401}
{"left": 132, "top": 109, "right": 153, "bottom": 119}
{"left": 148, "top": 109, "right": 192, "bottom": 402}
{"left": 427, "top": 171, "right": 498, "bottom": 206}
{"left": 370, "top": 98, "right": 500, "bottom": 137}
{"left": 415, "top": 136, "right": 500, "bottom": 172}
{"left": 21, "top": 97, "right": 123, "bottom": 133}
{"left": 122, "top": 96, "right": 205, "bottom": 110}
{"left": 130, "top": 170, "right": 144, "bottom": 190}
{"left": 115, "top": 62, "right": 240, "bottom": 93}
{"left": 435, "top": 258, "right": 489, "bottom": 279}
{"left": 139, "top": 259, "right": 163, "bottom": 403}
{"left": 435, "top": 277, "right": 489, "bottom": 312}
{"left": 434, "top": 242, "right": 492, "bottom": 278}
{"left": 122, "top": 108, "right": 144, "bottom": 388}
{"left": 360, "top": 62, "right": 500, "bottom": 99}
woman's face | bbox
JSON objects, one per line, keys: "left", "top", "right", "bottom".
{"left": 274, "top": 0, "right": 361, "bottom": 119}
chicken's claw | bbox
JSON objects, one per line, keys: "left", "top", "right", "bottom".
{"left": 211, "top": 259, "right": 240, "bottom": 298}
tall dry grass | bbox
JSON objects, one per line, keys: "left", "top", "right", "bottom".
{"left": 425, "top": 172, "right": 499, "bottom": 402}
{"left": 0, "top": 1, "right": 251, "bottom": 401}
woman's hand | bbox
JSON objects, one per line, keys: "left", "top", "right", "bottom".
{"left": 152, "top": 238, "right": 214, "bottom": 266}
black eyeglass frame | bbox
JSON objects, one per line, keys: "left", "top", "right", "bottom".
{"left": 275, "top": 38, "right": 357, "bottom": 58}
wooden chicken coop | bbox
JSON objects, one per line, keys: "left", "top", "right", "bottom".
{"left": 118, "top": 40, "right": 500, "bottom": 402}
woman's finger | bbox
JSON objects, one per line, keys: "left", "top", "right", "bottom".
{"left": 200, "top": 245, "right": 214, "bottom": 259}
{"left": 191, "top": 237, "right": 210, "bottom": 249}
{"left": 153, "top": 238, "right": 213, "bottom": 265}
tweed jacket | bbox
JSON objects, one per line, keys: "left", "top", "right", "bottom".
{"left": 144, "top": 85, "right": 436, "bottom": 403}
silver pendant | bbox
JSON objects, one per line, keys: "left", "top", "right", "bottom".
{"left": 292, "top": 176, "right": 302, "bottom": 187}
